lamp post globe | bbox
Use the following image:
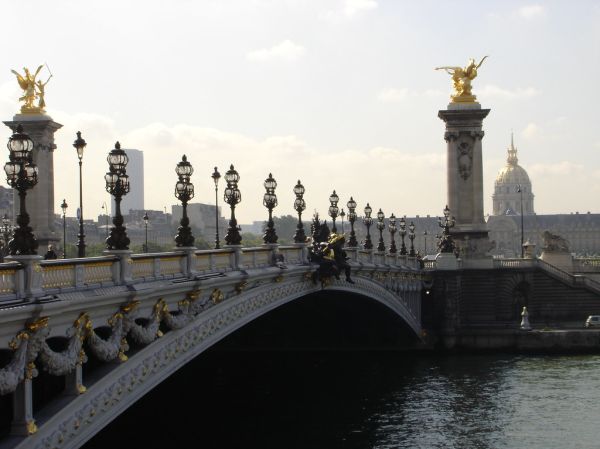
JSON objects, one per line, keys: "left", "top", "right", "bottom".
{"left": 262, "top": 173, "right": 278, "bottom": 244}
{"left": 362, "top": 203, "right": 373, "bottom": 250}
{"left": 223, "top": 164, "right": 242, "bottom": 245}
{"left": 212, "top": 167, "right": 221, "bottom": 249}
{"left": 4, "top": 124, "right": 38, "bottom": 255}
{"left": 174, "top": 155, "right": 195, "bottom": 248}
{"left": 408, "top": 221, "right": 416, "bottom": 256}
{"left": 437, "top": 205, "right": 456, "bottom": 254}
{"left": 346, "top": 197, "right": 358, "bottom": 247}
{"left": 376, "top": 208, "right": 386, "bottom": 252}
{"left": 104, "top": 142, "right": 130, "bottom": 250}
{"left": 293, "top": 180, "right": 307, "bottom": 243}
{"left": 61, "top": 199, "right": 68, "bottom": 258}
{"left": 399, "top": 215, "right": 407, "bottom": 255}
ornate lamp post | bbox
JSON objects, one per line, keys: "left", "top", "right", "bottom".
{"left": 363, "top": 203, "right": 373, "bottom": 250}
{"left": 101, "top": 201, "right": 109, "bottom": 238}
{"left": 328, "top": 190, "right": 339, "bottom": 233}
{"left": 61, "top": 199, "right": 68, "bottom": 258}
{"left": 376, "top": 208, "right": 385, "bottom": 252}
{"left": 388, "top": 213, "right": 397, "bottom": 254}
{"left": 73, "top": 131, "right": 87, "bottom": 257}
{"left": 143, "top": 212, "right": 149, "bottom": 253}
{"left": 423, "top": 230, "right": 428, "bottom": 254}
{"left": 517, "top": 184, "right": 524, "bottom": 258}
{"left": 174, "top": 155, "right": 195, "bottom": 247}
{"left": 212, "top": 167, "right": 221, "bottom": 249}
{"left": 223, "top": 164, "right": 242, "bottom": 245}
{"left": 408, "top": 221, "right": 416, "bottom": 256}
{"left": 340, "top": 209, "right": 346, "bottom": 234}
{"left": 293, "top": 180, "right": 306, "bottom": 243}
{"left": 399, "top": 215, "right": 407, "bottom": 255}
{"left": 4, "top": 125, "right": 38, "bottom": 255}
{"left": 104, "top": 142, "right": 130, "bottom": 250}
{"left": 262, "top": 173, "right": 278, "bottom": 244}
{"left": 347, "top": 197, "right": 358, "bottom": 247}
{"left": 437, "top": 205, "right": 456, "bottom": 253}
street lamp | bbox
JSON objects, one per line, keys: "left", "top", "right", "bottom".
{"left": 517, "top": 184, "right": 524, "bottom": 258}
{"left": 143, "top": 212, "right": 149, "bottom": 253}
{"left": 399, "top": 216, "right": 407, "bottom": 255}
{"left": 376, "top": 208, "right": 385, "bottom": 252}
{"left": 212, "top": 167, "right": 221, "bottom": 249}
{"left": 340, "top": 209, "right": 346, "bottom": 234}
{"left": 223, "top": 164, "right": 242, "bottom": 245}
{"left": 104, "top": 142, "right": 130, "bottom": 250}
{"left": 408, "top": 221, "right": 416, "bottom": 256}
{"left": 328, "top": 190, "right": 339, "bottom": 233}
{"left": 262, "top": 173, "right": 278, "bottom": 244}
{"left": 61, "top": 199, "right": 68, "bottom": 258}
{"left": 174, "top": 155, "right": 195, "bottom": 247}
{"left": 423, "top": 230, "right": 428, "bottom": 255}
{"left": 73, "top": 131, "right": 87, "bottom": 257}
{"left": 4, "top": 124, "right": 38, "bottom": 255}
{"left": 388, "top": 213, "right": 397, "bottom": 254}
{"left": 347, "top": 197, "right": 358, "bottom": 247}
{"left": 437, "top": 205, "right": 456, "bottom": 253}
{"left": 293, "top": 180, "right": 306, "bottom": 243}
{"left": 101, "top": 201, "right": 109, "bottom": 238}
{"left": 0, "top": 214, "right": 12, "bottom": 261}
{"left": 363, "top": 203, "right": 373, "bottom": 250}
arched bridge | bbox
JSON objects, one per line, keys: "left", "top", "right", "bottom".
{"left": 0, "top": 244, "right": 424, "bottom": 449}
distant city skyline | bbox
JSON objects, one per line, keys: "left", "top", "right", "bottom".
{"left": 1, "top": 1, "right": 599, "bottom": 223}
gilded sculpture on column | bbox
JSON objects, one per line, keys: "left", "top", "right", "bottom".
{"left": 436, "top": 56, "right": 488, "bottom": 104}
{"left": 11, "top": 64, "right": 52, "bottom": 114}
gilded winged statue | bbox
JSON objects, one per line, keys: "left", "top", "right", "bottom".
{"left": 11, "top": 65, "right": 51, "bottom": 113}
{"left": 436, "top": 56, "right": 488, "bottom": 103}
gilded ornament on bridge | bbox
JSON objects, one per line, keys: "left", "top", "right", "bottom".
{"left": 11, "top": 65, "right": 52, "bottom": 114}
{"left": 435, "top": 56, "right": 488, "bottom": 104}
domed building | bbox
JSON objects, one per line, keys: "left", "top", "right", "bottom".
{"left": 492, "top": 135, "right": 534, "bottom": 216}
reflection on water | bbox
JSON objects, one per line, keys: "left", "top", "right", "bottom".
{"left": 83, "top": 351, "right": 600, "bottom": 449}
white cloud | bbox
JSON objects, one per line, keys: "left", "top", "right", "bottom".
{"left": 529, "top": 161, "right": 584, "bottom": 176}
{"left": 377, "top": 87, "right": 445, "bottom": 103}
{"left": 478, "top": 84, "right": 540, "bottom": 99}
{"left": 246, "top": 40, "right": 306, "bottom": 62}
{"left": 518, "top": 4, "right": 545, "bottom": 19}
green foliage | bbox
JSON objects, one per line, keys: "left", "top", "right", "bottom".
{"left": 241, "top": 232, "right": 263, "bottom": 247}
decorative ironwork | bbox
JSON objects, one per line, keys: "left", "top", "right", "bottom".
{"left": 293, "top": 180, "right": 306, "bottom": 243}
{"left": 104, "top": 142, "right": 130, "bottom": 250}
{"left": 4, "top": 124, "right": 38, "bottom": 255}
{"left": 437, "top": 205, "right": 456, "bottom": 253}
{"left": 223, "top": 164, "right": 242, "bottom": 245}
{"left": 61, "top": 200, "right": 68, "bottom": 258}
{"left": 347, "top": 197, "right": 358, "bottom": 247}
{"left": 174, "top": 155, "right": 195, "bottom": 247}
{"left": 376, "top": 208, "right": 385, "bottom": 252}
{"left": 362, "top": 203, "right": 373, "bottom": 250}
{"left": 0, "top": 214, "right": 12, "bottom": 261}
{"left": 262, "top": 173, "right": 278, "bottom": 244}
{"left": 143, "top": 212, "right": 149, "bottom": 253}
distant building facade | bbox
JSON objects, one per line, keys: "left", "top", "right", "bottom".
{"left": 171, "top": 202, "right": 227, "bottom": 243}
{"left": 113, "top": 149, "right": 144, "bottom": 216}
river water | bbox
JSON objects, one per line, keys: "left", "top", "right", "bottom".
{"left": 84, "top": 350, "right": 600, "bottom": 449}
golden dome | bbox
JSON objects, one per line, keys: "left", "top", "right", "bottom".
{"left": 495, "top": 135, "right": 531, "bottom": 186}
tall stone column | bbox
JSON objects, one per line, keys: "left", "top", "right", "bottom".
{"left": 4, "top": 114, "right": 63, "bottom": 251}
{"left": 438, "top": 104, "right": 491, "bottom": 260}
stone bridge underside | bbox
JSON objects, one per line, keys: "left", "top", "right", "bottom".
{"left": 0, "top": 259, "right": 422, "bottom": 449}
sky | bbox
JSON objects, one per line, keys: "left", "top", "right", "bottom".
{"left": 1, "top": 0, "right": 599, "bottom": 224}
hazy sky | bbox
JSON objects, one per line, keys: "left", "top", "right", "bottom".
{"left": 1, "top": 0, "right": 599, "bottom": 223}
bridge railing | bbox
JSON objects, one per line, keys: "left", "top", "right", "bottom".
{"left": 573, "top": 257, "right": 600, "bottom": 273}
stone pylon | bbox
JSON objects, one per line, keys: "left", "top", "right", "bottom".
{"left": 4, "top": 114, "right": 63, "bottom": 251}
{"left": 438, "top": 103, "right": 491, "bottom": 260}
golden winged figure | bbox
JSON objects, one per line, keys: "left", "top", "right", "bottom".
{"left": 435, "top": 56, "right": 488, "bottom": 103}
{"left": 11, "top": 65, "right": 50, "bottom": 113}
